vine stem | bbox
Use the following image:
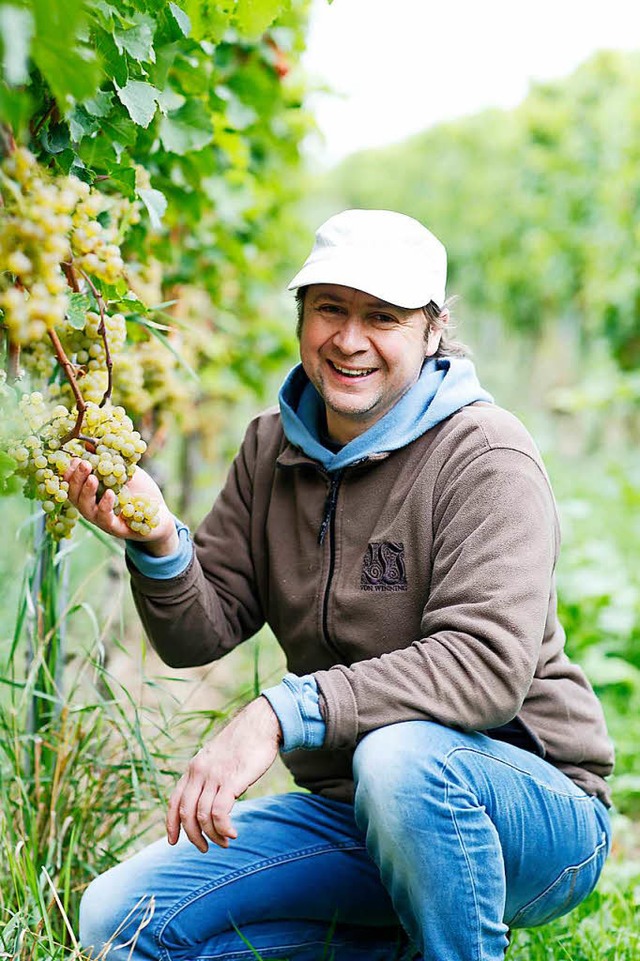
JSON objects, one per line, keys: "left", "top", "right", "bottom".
{"left": 62, "top": 261, "right": 80, "bottom": 293}
{"left": 8, "top": 339, "right": 20, "bottom": 381}
{"left": 1, "top": 327, "right": 21, "bottom": 382}
{"left": 78, "top": 268, "right": 113, "bottom": 406}
{"left": 30, "top": 100, "right": 57, "bottom": 141}
{"left": 0, "top": 123, "right": 16, "bottom": 159}
{"left": 47, "top": 328, "right": 87, "bottom": 444}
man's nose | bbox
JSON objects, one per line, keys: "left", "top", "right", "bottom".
{"left": 332, "top": 316, "right": 369, "bottom": 354}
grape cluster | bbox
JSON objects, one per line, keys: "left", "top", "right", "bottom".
{"left": 5, "top": 396, "right": 78, "bottom": 538}
{"left": 4, "top": 396, "right": 159, "bottom": 540}
{"left": 0, "top": 150, "right": 180, "bottom": 542}
{"left": 63, "top": 403, "right": 160, "bottom": 536}
{"left": 0, "top": 148, "right": 137, "bottom": 346}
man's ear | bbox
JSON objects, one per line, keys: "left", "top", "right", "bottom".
{"left": 425, "top": 308, "right": 448, "bottom": 357}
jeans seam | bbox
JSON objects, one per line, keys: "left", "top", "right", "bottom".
{"left": 441, "top": 756, "right": 483, "bottom": 961}
{"left": 508, "top": 832, "right": 608, "bottom": 928}
{"left": 439, "top": 743, "right": 601, "bottom": 959}
{"left": 196, "top": 936, "right": 334, "bottom": 961}
{"left": 440, "top": 744, "right": 596, "bottom": 801}
{"left": 154, "top": 841, "right": 367, "bottom": 958}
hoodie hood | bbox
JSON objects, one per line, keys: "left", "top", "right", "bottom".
{"left": 278, "top": 356, "right": 493, "bottom": 472}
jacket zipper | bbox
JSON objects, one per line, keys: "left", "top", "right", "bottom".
{"left": 318, "top": 470, "right": 344, "bottom": 653}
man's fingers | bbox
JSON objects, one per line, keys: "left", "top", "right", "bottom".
{"left": 176, "top": 780, "right": 210, "bottom": 853}
{"left": 210, "top": 789, "right": 238, "bottom": 843}
{"left": 96, "top": 487, "right": 117, "bottom": 523}
{"left": 166, "top": 776, "right": 186, "bottom": 845}
{"left": 65, "top": 459, "right": 92, "bottom": 506}
{"left": 196, "top": 788, "right": 229, "bottom": 848}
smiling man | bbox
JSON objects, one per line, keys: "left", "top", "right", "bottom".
{"left": 73, "top": 210, "right": 613, "bottom": 961}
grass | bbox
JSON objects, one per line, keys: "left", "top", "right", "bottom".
{"left": 510, "top": 821, "right": 640, "bottom": 960}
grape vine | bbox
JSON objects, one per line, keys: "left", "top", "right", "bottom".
{"left": 0, "top": 148, "right": 160, "bottom": 538}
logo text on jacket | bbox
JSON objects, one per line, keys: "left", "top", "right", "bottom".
{"left": 361, "top": 542, "right": 408, "bottom": 592}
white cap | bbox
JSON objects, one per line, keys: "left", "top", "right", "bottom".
{"left": 287, "top": 209, "right": 447, "bottom": 309}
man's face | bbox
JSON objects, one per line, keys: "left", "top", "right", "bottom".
{"left": 299, "top": 284, "right": 440, "bottom": 445}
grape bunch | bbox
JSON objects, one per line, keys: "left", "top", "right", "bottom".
{"left": 0, "top": 149, "right": 177, "bottom": 541}
{"left": 0, "top": 147, "right": 138, "bottom": 347}
{"left": 63, "top": 402, "right": 160, "bottom": 537}
{"left": 5, "top": 395, "right": 78, "bottom": 538}
{"left": 4, "top": 395, "right": 159, "bottom": 540}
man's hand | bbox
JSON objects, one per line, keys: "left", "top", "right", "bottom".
{"left": 167, "top": 696, "right": 282, "bottom": 852}
{"left": 64, "top": 459, "right": 178, "bottom": 554}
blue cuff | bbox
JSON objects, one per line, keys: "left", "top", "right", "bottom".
{"left": 262, "top": 674, "right": 326, "bottom": 753}
{"left": 125, "top": 517, "right": 193, "bottom": 579}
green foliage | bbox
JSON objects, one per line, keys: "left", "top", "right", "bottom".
{"left": 324, "top": 50, "right": 640, "bottom": 372}
{"left": 0, "top": 0, "right": 312, "bottom": 415}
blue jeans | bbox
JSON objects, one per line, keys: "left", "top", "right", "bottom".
{"left": 79, "top": 722, "right": 611, "bottom": 960}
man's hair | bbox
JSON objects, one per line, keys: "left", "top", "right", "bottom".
{"left": 294, "top": 287, "right": 468, "bottom": 359}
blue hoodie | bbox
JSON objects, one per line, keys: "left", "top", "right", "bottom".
{"left": 263, "top": 356, "right": 493, "bottom": 751}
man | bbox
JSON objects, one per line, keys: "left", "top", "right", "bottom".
{"left": 72, "top": 210, "right": 613, "bottom": 961}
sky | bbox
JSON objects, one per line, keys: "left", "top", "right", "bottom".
{"left": 302, "top": 0, "right": 640, "bottom": 166}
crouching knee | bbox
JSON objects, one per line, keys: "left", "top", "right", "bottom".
{"left": 79, "top": 868, "right": 154, "bottom": 956}
{"left": 353, "top": 720, "right": 469, "bottom": 833}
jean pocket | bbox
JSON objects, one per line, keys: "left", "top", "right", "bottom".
{"left": 509, "top": 831, "right": 609, "bottom": 929}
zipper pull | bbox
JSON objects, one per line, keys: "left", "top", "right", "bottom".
{"left": 318, "top": 471, "right": 342, "bottom": 545}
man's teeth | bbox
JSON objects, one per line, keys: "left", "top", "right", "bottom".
{"left": 332, "top": 363, "right": 376, "bottom": 377}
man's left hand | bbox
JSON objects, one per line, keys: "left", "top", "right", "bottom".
{"left": 167, "top": 696, "right": 282, "bottom": 852}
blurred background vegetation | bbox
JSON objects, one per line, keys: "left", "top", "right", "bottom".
{"left": 0, "top": 1, "right": 639, "bottom": 956}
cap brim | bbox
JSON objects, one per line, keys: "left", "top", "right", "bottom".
{"left": 287, "top": 253, "right": 444, "bottom": 310}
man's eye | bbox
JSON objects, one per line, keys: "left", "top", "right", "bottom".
{"left": 319, "top": 304, "right": 342, "bottom": 314}
{"left": 372, "top": 313, "right": 396, "bottom": 324}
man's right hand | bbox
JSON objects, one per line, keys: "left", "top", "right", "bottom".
{"left": 64, "top": 459, "right": 179, "bottom": 555}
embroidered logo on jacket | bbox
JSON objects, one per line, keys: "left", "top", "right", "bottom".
{"left": 361, "top": 542, "right": 408, "bottom": 592}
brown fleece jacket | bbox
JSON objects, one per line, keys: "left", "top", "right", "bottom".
{"left": 128, "top": 402, "right": 614, "bottom": 806}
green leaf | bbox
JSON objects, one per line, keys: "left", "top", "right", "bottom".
{"left": 0, "top": 450, "right": 17, "bottom": 481}
{"left": 83, "top": 89, "right": 115, "bottom": 118}
{"left": 138, "top": 186, "right": 168, "bottom": 230}
{"left": 54, "top": 148, "right": 77, "bottom": 175}
{"left": 183, "top": 0, "right": 233, "bottom": 42}
{"left": 169, "top": 2, "right": 191, "bottom": 37}
{"left": 0, "top": 473, "right": 21, "bottom": 496}
{"left": 114, "top": 14, "right": 156, "bottom": 64}
{"left": 0, "top": 82, "right": 33, "bottom": 130}
{"left": 98, "top": 110, "right": 137, "bottom": 153}
{"left": 0, "top": 5, "right": 33, "bottom": 86}
{"left": 159, "top": 99, "right": 213, "bottom": 155}
{"left": 67, "top": 293, "right": 92, "bottom": 329}
{"left": 67, "top": 106, "right": 99, "bottom": 142}
{"left": 40, "top": 121, "right": 71, "bottom": 154}
{"left": 234, "top": 0, "right": 285, "bottom": 38}
{"left": 31, "top": 0, "right": 100, "bottom": 106}
{"left": 156, "top": 86, "right": 185, "bottom": 115}
{"left": 116, "top": 80, "right": 161, "bottom": 128}
{"left": 94, "top": 27, "right": 128, "bottom": 88}
{"left": 109, "top": 165, "right": 136, "bottom": 199}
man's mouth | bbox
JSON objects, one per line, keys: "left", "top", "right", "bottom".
{"left": 329, "top": 361, "right": 377, "bottom": 379}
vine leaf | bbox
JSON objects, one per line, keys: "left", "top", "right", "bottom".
{"left": 234, "top": 0, "right": 283, "bottom": 37}
{"left": 0, "top": 450, "right": 17, "bottom": 480}
{"left": 138, "top": 186, "right": 167, "bottom": 230}
{"left": 67, "top": 292, "right": 92, "bottom": 330}
{"left": 31, "top": 0, "right": 100, "bottom": 106}
{"left": 113, "top": 14, "right": 156, "bottom": 64}
{"left": 169, "top": 3, "right": 191, "bottom": 37}
{"left": 83, "top": 89, "right": 114, "bottom": 118}
{"left": 159, "top": 100, "right": 213, "bottom": 155}
{"left": 116, "top": 79, "right": 161, "bottom": 128}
